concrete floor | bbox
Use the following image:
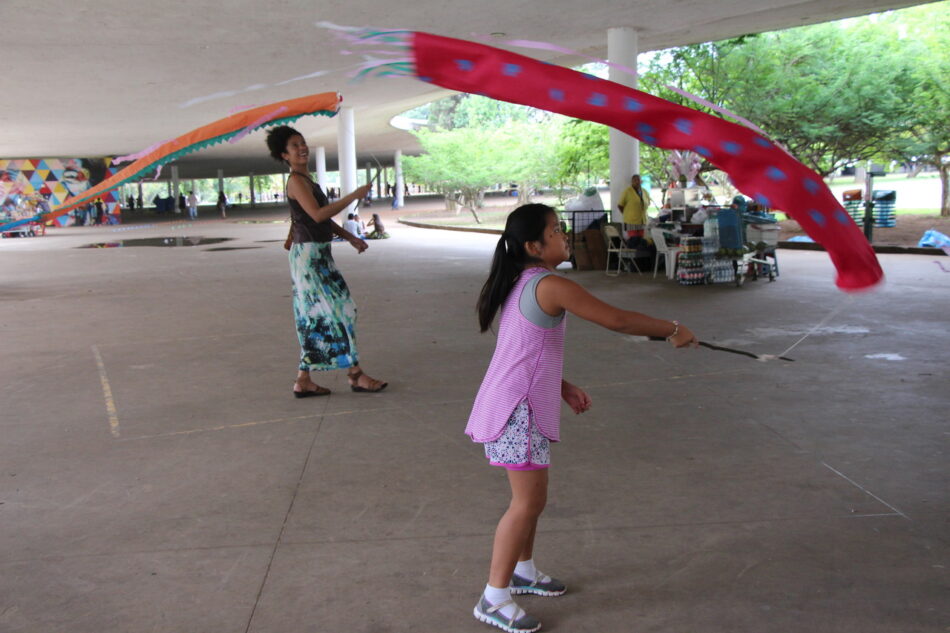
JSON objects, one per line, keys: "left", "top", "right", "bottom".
{"left": 1, "top": 210, "right": 947, "bottom": 633}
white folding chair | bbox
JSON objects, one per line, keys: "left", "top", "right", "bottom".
{"left": 603, "top": 224, "right": 641, "bottom": 276}
{"left": 650, "top": 227, "right": 682, "bottom": 280}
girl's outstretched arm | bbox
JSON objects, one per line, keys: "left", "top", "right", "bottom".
{"left": 537, "top": 276, "right": 698, "bottom": 348}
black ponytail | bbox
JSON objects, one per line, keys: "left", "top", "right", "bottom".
{"left": 476, "top": 204, "right": 555, "bottom": 332}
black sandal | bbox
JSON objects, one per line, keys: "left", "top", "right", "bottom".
{"left": 293, "top": 384, "right": 331, "bottom": 398}
{"left": 348, "top": 369, "right": 387, "bottom": 393}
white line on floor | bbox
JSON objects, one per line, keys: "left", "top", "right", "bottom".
{"left": 118, "top": 406, "right": 400, "bottom": 441}
{"left": 822, "top": 462, "right": 909, "bottom": 520}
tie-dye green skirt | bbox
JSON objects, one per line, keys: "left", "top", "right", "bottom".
{"left": 288, "top": 242, "right": 358, "bottom": 371}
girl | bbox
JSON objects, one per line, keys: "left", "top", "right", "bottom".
{"left": 467, "top": 204, "right": 696, "bottom": 633}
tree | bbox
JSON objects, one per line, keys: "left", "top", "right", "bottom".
{"left": 402, "top": 127, "right": 512, "bottom": 222}
{"left": 554, "top": 119, "right": 609, "bottom": 190}
{"left": 637, "top": 20, "right": 922, "bottom": 179}
{"left": 502, "top": 120, "right": 564, "bottom": 205}
{"left": 880, "top": 4, "right": 950, "bottom": 215}
{"left": 404, "top": 94, "right": 568, "bottom": 213}
{"left": 718, "top": 22, "right": 917, "bottom": 177}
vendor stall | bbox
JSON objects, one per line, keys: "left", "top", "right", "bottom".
{"left": 655, "top": 205, "right": 780, "bottom": 287}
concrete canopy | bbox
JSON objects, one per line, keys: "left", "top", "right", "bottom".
{"left": 0, "top": 0, "right": 929, "bottom": 178}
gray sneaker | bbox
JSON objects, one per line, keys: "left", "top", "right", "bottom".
{"left": 510, "top": 571, "right": 566, "bottom": 596}
{"left": 473, "top": 595, "right": 541, "bottom": 633}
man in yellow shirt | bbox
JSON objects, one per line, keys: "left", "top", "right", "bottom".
{"left": 616, "top": 174, "right": 651, "bottom": 246}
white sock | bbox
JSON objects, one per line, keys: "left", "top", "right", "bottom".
{"left": 514, "top": 559, "right": 537, "bottom": 580}
{"left": 484, "top": 584, "right": 521, "bottom": 620}
{"left": 515, "top": 559, "right": 549, "bottom": 582}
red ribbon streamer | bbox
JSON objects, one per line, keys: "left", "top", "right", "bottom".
{"left": 412, "top": 31, "right": 883, "bottom": 291}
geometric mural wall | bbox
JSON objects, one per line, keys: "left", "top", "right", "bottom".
{"left": 1, "top": 157, "right": 122, "bottom": 226}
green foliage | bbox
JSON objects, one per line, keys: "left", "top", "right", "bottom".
{"left": 402, "top": 127, "right": 509, "bottom": 208}
{"left": 879, "top": 3, "right": 950, "bottom": 214}
{"left": 405, "top": 97, "right": 564, "bottom": 208}
{"left": 423, "top": 94, "right": 548, "bottom": 131}
{"left": 720, "top": 22, "right": 917, "bottom": 176}
{"left": 554, "top": 119, "right": 609, "bottom": 188}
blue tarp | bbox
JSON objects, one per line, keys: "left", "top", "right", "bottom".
{"left": 918, "top": 229, "right": 950, "bottom": 250}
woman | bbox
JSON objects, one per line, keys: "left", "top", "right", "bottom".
{"left": 266, "top": 125, "right": 387, "bottom": 397}
{"left": 365, "top": 213, "right": 390, "bottom": 240}
{"left": 217, "top": 190, "right": 228, "bottom": 218}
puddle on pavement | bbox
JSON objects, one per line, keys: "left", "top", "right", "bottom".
{"left": 78, "top": 236, "right": 235, "bottom": 248}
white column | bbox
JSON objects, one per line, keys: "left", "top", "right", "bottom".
{"left": 249, "top": 173, "right": 255, "bottom": 206}
{"left": 171, "top": 165, "right": 180, "bottom": 211}
{"left": 315, "top": 146, "right": 327, "bottom": 191}
{"left": 137, "top": 182, "right": 143, "bottom": 207}
{"left": 608, "top": 26, "right": 639, "bottom": 221}
{"left": 217, "top": 169, "right": 224, "bottom": 196}
{"left": 394, "top": 149, "right": 404, "bottom": 209}
{"left": 337, "top": 106, "right": 357, "bottom": 215}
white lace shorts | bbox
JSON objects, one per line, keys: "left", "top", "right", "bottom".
{"left": 483, "top": 400, "right": 551, "bottom": 470}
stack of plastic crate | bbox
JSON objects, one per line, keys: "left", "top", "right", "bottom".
{"left": 676, "top": 237, "right": 706, "bottom": 285}
{"left": 872, "top": 190, "right": 896, "bottom": 227}
{"left": 842, "top": 189, "right": 864, "bottom": 222}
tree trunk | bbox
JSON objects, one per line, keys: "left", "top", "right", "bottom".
{"left": 467, "top": 206, "right": 482, "bottom": 224}
{"left": 445, "top": 194, "right": 457, "bottom": 213}
{"left": 940, "top": 159, "right": 949, "bottom": 217}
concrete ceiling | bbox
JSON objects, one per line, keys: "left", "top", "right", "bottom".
{"left": 0, "top": 0, "right": 930, "bottom": 178}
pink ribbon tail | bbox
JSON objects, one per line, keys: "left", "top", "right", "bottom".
{"left": 664, "top": 85, "right": 769, "bottom": 138}
{"left": 114, "top": 140, "right": 173, "bottom": 164}
{"left": 229, "top": 106, "right": 289, "bottom": 144}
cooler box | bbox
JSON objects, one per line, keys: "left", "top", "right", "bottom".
{"left": 746, "top": 223, "right": 780, "bottom": 247}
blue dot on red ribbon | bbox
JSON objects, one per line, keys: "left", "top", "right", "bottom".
{"left": 721, "top": 141, "right": 742, "bottom": 155}
{"left": 695, "top": 146, "right": 712, "bottom": 158}
{"left": 455, "top": 59, "right": 474, "bottom": 72}
{"left": 674, "top": 118, "right": 693, "bottom": 135}
{"left": 808, "top": 209, "right": 826, "bottom": 226}
{"left": 755, "top": 193, "right": 771, "bottom": 207}
{"left": 834, "top": 209, "right": 851, "bottom": 225}
{"left": 502, "top": 63, "right": 522, "bottom": 76}
{"left": 549, "top": 89, "right": 565, "bottom": 102}
{"left": 588, "top": 93, "right": 607, "bottom": 107}
{"left": 623, "top": 97, "right": 643, "bottom": 112}
{"left": 754, "top": 137, "right": 772, "bottom": 148}
{"left": 803, "top": 178, "right": 820, "bottom": 194}
{"left": 637, "top": 123, "right": 655, "bottom": 135}
{"left": 766, "top": 166, "right": 787, "bottom": 181}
